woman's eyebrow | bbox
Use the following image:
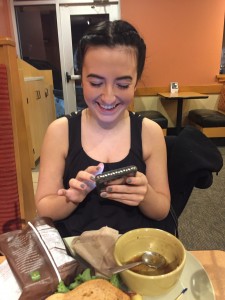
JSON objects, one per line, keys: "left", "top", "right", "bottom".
{"left": 87, "top": 74, "right": 104, "bottom": 79}
{"left": 87, "top": 74, "right": 133, "bottom": 81}
{"left": 116, "top": 76, "right": 133, "bottom": 81}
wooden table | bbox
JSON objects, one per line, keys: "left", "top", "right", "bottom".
{"left": 1, "top": 250, "right": 224, "bottom": 299}
{"left": 191, "top": 250, "right": 225, "bottom": 300}
{"left": 158, "top": 92, "right": 209, "bottom": 134}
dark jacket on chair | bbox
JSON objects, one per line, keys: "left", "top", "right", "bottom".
{"left": 165, "top": 126, "right": 223, "bottom": 219}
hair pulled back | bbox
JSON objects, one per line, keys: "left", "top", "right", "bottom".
{"left": 76, "top": 20, "right": 146, "bottom": 81}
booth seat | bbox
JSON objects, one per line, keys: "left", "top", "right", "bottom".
{"left": 188, "top": 85, "right": 225, "bottom": 137}
{"left": 136, "top": 110, "right": 168, "bottom": 135}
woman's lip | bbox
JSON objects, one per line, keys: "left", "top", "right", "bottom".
{"left": 97, "top": 102, "right": 120, "bottom": 110}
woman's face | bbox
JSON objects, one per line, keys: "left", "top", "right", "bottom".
{"left": 81, "top": 45, "right": 138, "bottom": 124}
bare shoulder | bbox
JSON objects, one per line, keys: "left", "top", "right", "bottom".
{"left": 141, "top": 117, "right": 166, "bottom": 160}
{"left": 41, "top": 116, "right": 69, "bottom": 157}
{"left": 46, "top": 116, "right": 68, "bottom": 135}
{"left": 142, "top": 117, "right": 164, "bottom": 140}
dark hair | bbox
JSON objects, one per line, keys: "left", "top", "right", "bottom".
{"left": 76, "top": 20, "right": 146, "bottom": 81}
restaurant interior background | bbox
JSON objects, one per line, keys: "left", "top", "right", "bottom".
{"left": 1, "top": 0, "right": 225, "bottom": 126}
{"left": 1, "top": 4, "right": 225, "bottom": 298}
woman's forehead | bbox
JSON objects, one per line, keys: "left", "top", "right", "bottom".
{"left": 83, "top": 45, "right": 137, "bottom": 68}
{"left": 83, "top": 48, "right": 137, "bottom": 79}
{"left": 84, "top": 45, "right": 137, "bottom": 58}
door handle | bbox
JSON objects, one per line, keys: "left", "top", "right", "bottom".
{"left": 66, "top": 72, "right": 81, "bottom": 83}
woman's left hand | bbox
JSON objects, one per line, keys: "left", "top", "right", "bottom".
{"left": 99, "top": 171, "right": 148, "bottom": 206}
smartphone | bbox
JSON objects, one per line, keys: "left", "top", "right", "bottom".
{"left": 95, "top": 165, "right": 137, "bottom": 194}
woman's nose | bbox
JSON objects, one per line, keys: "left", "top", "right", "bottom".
{"left": 101, "top": 86, "right": 116, "bottom": 102}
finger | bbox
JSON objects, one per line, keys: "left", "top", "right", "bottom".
{"left": 100, "top": 191, "right": 143, "bottom": 206}
{"left": 126, "top": 174, "right": 145, "bottom": 185}
{"left": 58, "top": 187, "right": 86, "bottom": 203}
{"left": 85, "top": 163, "right": 104, "bottom": 176}
{"left": 57, "top": 188, "right": 66, "bottom": 196}
{"left": 96, "top": 162, "right": 104, "bottom": 175}
{"left": 58, "top": 189, "right": 71, "bottom": 202}
{"left": 69, "top": 178, "right": 87, "bottom": 190}
{"left": 106, "top": 177, "right": 127, "bottom": 185}
{"left": 75, "top": 171, "right": 95, "bottom": 183}
{"left": 106, "top": 184, "right": 146, "bottom": 195}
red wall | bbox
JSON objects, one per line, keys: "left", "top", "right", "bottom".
{"left": 0, "top": 0, "right": 14, "bottom": 38}
{"left": 121, "top": 0, "right": 225, "bottom": 87}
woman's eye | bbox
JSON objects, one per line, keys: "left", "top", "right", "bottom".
{"left": 90, "top": 82, "right": 102, "bottom": 87}
{"left": 117, "top": 84, "right": 129, "bottom": 89}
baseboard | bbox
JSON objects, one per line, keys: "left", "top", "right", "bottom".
{"left": 209, "top": 138, "right": 225, "bottom": 147}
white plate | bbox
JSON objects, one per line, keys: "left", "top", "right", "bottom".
{"left": 143, "top": 252, "right": 215, "bottom": 300}
{"left": 64, "top": 237, "right": 215, "bottom": 300}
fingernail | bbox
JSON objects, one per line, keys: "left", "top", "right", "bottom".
{"left": 100, "top": 192, "right": 107, "bottom": 198}
{"left": 126, "top": 178, "right": 132, "bottom": 184}
{"left": 107, "top": 187, "right": 112, "bottom": 192}
{"left": 80, "top": 183, "right": 85, "bottom": 189}
{"left": 90, "top": 175, "right": 95, "bottom": 181}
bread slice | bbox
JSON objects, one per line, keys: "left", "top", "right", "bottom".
{"left": 46, "top": 279, "right": 130, "bottom": 300}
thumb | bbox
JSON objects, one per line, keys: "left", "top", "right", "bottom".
{"left": 95, "top": 162, "right": 104, "bottom": 175}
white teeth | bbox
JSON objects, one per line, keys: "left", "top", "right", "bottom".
{"left": 100, "top": 104, "right": 116, "bottom": 110}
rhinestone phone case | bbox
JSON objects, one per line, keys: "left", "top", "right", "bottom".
{"left": 95, "top": 165, "right": 137, "bottom": 194}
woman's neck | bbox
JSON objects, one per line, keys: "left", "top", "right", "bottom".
{"left": 83, "top": 108, "right": 129, "bottom": 131}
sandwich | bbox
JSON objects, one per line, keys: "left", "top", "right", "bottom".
{"left": 46, "top": 278, "right": 130, "bottom": 300}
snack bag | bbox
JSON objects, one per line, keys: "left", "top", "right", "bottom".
{"left": 0, "top": 217, "right": 85, "bottom": 300}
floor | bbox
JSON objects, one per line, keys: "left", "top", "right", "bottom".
{"left": 32, "top": 166, "right": 39, "bottom": 195}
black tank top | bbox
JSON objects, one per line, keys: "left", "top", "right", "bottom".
{"left": 54, "top": 111, "right": 174, "bottom": 237}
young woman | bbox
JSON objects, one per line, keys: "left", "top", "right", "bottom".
{"left": 35, "top": 20, "right": 171, "bottom": 237}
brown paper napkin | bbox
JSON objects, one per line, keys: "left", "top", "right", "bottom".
{"left": 71, "top": 226, "right": 119, "bottom": 275}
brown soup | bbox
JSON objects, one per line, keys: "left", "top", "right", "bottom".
{"left": 125, "top": 253, "right": 179, "bottom": 276}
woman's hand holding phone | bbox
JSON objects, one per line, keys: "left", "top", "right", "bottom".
{"left": 95, "top": 165, "right": 148, "bottom": 206}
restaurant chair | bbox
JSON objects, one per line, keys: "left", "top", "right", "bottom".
{"left": 187, "top": 84, "right": 225, "bottom": 137}
{"left": 136, "top": 110, "right": 168, "bottom": 135}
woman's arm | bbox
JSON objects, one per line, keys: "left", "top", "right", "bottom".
{"left": 35, "top": 117, "right": 75, "bottom": 220}
{"left": 35, "top": 117, "right": 102, "bottom": 221}
{"left": 138, "top": 118, "right": 171, "bottom": 220}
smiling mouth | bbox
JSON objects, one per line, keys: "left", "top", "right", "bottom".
{"left": 98, "top": 103, "right": 119, "bottom": 110}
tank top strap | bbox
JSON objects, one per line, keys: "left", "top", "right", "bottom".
{"left": 66, "top": 110, "right": 82, "bottom": 156}
{"left": 129, "top": 111, "right": 143, "bottom": 159}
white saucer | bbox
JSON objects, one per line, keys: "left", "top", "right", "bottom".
{"left": 64, "top": 237, "right": 215, "bottom": 300}
{"left": 143, "top": 251, "right": 215, "bottom": 300}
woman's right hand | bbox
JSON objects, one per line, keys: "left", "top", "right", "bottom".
{"left": 57, "top": 163, "right": 104, "bottom": 203}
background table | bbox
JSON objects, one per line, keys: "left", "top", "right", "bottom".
{"left": 158, "top": 92, "right": 209, "bottom": 134}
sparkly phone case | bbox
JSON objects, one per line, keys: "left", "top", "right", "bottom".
{"left": 95, "top": 165, "right": 137, "bottom": 194}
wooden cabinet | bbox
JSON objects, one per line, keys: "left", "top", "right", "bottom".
{"left": 18, "top": 59, "right": 56, "bottom": 168}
